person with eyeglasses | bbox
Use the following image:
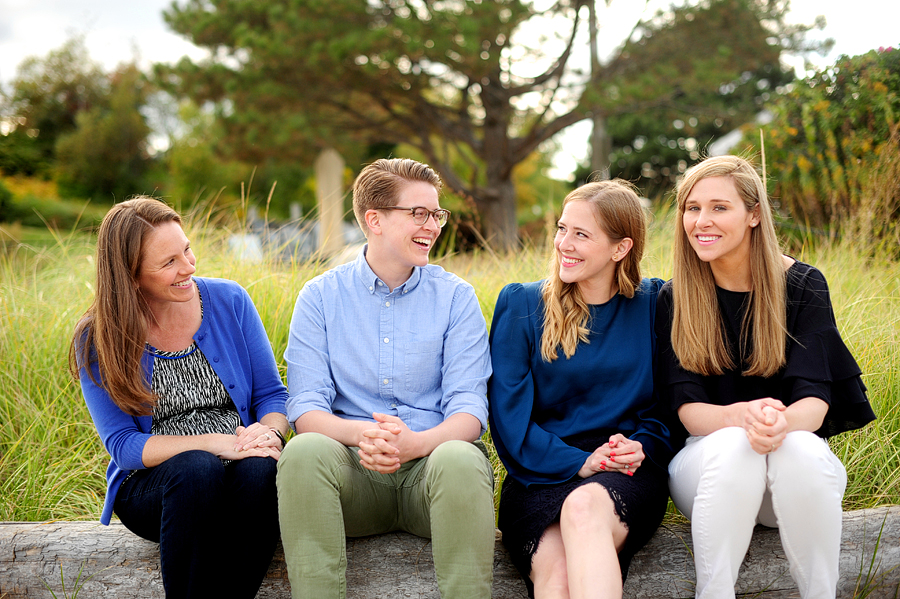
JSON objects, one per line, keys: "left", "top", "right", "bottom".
{"left": 277, "top": 158, "right": 495, "bottom": 599}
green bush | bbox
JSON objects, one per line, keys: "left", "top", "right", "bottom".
{"left": 0, "top": 179, "right": 12, "bottom": 218}
{"left": 5, "top": 193, "right": 109, "bottom": 230}
{"left": 744, "top": 47, "right": 900, "bottom": 247}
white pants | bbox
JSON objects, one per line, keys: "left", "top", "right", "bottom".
{"left": 668, "top": 427, "right": 847, "bottom": 599}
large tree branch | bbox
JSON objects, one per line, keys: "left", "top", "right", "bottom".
{"left": 508, "top": 2, "right": 585, "bottom": 96}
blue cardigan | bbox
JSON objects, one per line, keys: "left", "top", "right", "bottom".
{"left": 488, "top": 279, "right": 675, "bottom": 486}
{"left": 79, "top": 277, "right": 288, "bottom": 524}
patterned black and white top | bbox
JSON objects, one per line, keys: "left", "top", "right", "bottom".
{"left": 149, "top": 289, "right": 241, "bottom": 440}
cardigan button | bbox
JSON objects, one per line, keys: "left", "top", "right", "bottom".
{"left": 229, "top": 384, "right": 235, "bottom": 389}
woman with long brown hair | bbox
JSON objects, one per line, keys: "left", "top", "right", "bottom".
{"left": 656, "top": 155, "right": 875, "bottom": 598}
{"left": 489, "top": 180, "right": 675, "bottom": 599}
{"left": 71, "top": 197, "right": 289, "bottom": 598}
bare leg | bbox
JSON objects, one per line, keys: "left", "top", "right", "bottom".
{"left": 530, "top": 524, "right": 570, "bottom": 599}
{"left": 559, "top": 483, "right": 628, "bottom": 599}
{"left": 530, "top": 482, "right": 629, "bottom": 599}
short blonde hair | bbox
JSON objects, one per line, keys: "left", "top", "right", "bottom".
{"left": 352, "top": 158, "right": 442, "bottom": 235}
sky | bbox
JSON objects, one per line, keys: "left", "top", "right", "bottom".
{"left": 0, "top": 0, "right": 897, "bottom": 171}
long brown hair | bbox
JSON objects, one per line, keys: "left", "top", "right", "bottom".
{"left": 671, "top": 155, "right": 786, "bottom": 377}
{"left": 540, "top": 180, "right": 646, "bottom": 362}
{"left": 69, "top": 197, "right": 182, "bottom": 415}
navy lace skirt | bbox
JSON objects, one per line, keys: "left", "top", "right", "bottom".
{"left": 497, "top": 439, "right": 669, "bottom": 594}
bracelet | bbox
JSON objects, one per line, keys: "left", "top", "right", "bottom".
{"left": 269, "top": 428, "right": 287, "bottom": 449}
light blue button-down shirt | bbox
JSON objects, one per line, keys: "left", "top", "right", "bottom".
{"left": 285, "top": 246, "right": 491, "bottom": 434}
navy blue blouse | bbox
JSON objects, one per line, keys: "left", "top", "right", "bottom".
{"left": 488, "top": 279, "right": 675, "bottom": 487}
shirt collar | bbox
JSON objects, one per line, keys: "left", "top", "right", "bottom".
{"left": 354, "top": 244, "right": 422, "bottom": 295}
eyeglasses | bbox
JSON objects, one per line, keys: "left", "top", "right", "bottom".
{"left": 380, "top": 206, "right": 451, "bottom": 228}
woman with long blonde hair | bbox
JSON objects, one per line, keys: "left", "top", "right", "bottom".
{"left": 657, "top": 155, "right": 875, "bottom": 598}
{"left": 489, "top": 180, "right": 675, "bottom": 599}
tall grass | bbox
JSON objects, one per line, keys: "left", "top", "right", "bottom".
{"left": 0, "top": 209, "right": 897, "bottom": 521}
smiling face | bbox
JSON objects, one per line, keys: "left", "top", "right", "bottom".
{"left": 135, "top": 220, "right": 197, "bottom": 310}
{"left": 554, "top": 200, "right": 626, "bottom": 302}
{"left": 365, "top": 180, "right": 441, "bottom": 287}
{"left": 682, "top": 175, "right": 760, "bottom": 277}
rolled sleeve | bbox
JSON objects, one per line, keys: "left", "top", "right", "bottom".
{"left": 284, "top": 282, "right": 337, "bottom": 429}
{"left": 439, "top": 284, "right": 491, "bottom": 433}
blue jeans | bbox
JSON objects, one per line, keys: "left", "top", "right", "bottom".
{"left": 114, "top": 450, "right": 279, "bottom": 599}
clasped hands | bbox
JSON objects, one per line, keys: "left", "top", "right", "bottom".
{"left": 357, "top": 413, "right": 420, "bottom": 474}
{"left": 226, "top": 423, "right": 284, "bottom": 460}
{"left": 578, "top": 434, "right": 644, "bottom": 479}
{"left": 743, "top": 398, "right": 788, "bottom": 455}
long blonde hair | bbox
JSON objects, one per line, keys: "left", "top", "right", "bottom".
{"left": 69, "top": 197, "right": 182, "bottom": 415}
{"left": 541, "top": 180, "right": 646, "bottom": 362}
{"left": 671, "top": 155, "right": 786, "bottom": 377}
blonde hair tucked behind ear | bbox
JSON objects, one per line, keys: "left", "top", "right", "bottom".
{"left": 671, "top": 155, "right": 787, "bottom": 377}
{"left": 540, "top": 180, "right": 646, "bottom": 362}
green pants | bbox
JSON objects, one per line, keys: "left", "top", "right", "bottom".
{"left": 276, "top": 432, "right": 495, "bottom": 599}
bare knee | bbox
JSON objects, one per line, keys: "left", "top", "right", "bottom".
{"left": 560, "top": 484, "right": 626, "bottom": 549}
{"left": 560, "top": 484, "right": 613, "bottom": 526}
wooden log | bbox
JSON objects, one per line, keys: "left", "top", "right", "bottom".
{"left": 1, "top": 507, "right": 897, "bottom": 598}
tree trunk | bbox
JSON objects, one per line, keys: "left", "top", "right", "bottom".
{"left": 591, "top": 113, "right": 613, "bottom": 179}
{"left": 474, "top": 177, "right": 519, "bottom": 251}
{"left": 588, "top": 1, "right": 612, "bottom": 180}
{"left": 2, "top": 507, "right": 898, "bottom": 598}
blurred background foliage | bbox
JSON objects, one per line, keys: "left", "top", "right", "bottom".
{"left": 743, "top": 47, "right": 900, "bottom": 252}
{"left": 0, "top": 1, "right": 896, "bottom": 251}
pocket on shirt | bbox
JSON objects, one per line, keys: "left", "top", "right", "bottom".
{"left": 404, "top": 337, "right": 443, "bottom": 393}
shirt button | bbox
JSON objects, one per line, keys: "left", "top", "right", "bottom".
{"left": 377, "top": 281, "right": 383, "bottom": 286}
{"left": 383, "top": 338, "right": 389, "bottom": 343}
{"left": 369, "top": 286, "right": 374, "bottom": 291}
{"left": 403, "top": 289, "right": 408, "bottom": 294}
{"left": 383, "top": 379, "right": 389, "bottom": 385}
{"left": 385, "top": 301, "right": 390, "bottom": 307}
{"left": 391, "top": 404, "right": 397, "bottom": 408}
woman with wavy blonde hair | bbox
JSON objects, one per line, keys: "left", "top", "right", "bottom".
{"left": 489, "top": 180, "right": 675, "bottom": 599}
{"left": 657, "top": 155, "right": 876, "bottom": 599}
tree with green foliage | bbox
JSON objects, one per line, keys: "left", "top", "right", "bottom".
{"left": 55, "top": 65, "right": 151, "bottom": 199}
{"left": 744, "top": 46, "right": 900, "bottom": 247}
{"left": 0, "top": 38, "right": 107, "bottom": 177}
{"left": 159, "top": 0, "right": 821, "bottom": 248}
{"left": 583, "top": 0, "right": 819, "bottom": 196}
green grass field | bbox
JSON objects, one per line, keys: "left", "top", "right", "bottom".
{"left": 1, "top": 210, "right": 898, "bottom": 521}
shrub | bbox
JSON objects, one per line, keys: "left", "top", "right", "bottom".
{"left": 0, "top": 179, "right": 12, "bottom": 218}
{"left": 744, "top": 47, "right": 900, "bottom": 247}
